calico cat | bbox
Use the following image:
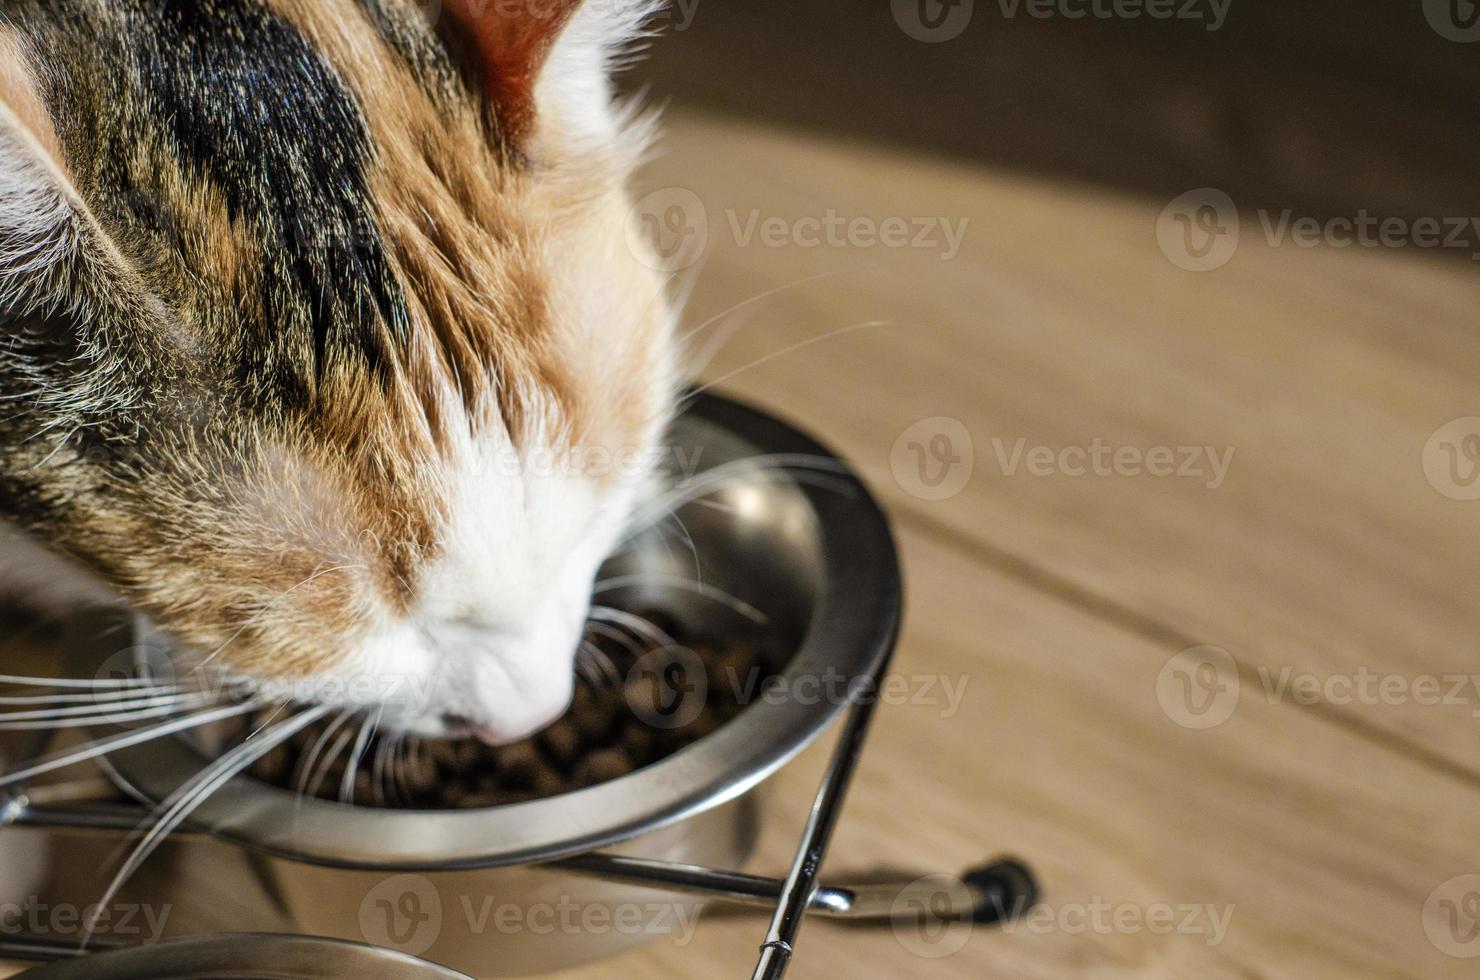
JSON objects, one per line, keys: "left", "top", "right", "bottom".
{"left": 0, "top": 0, "right": 677, "bottom": 745}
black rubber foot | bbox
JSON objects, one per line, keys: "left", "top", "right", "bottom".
{"left": 964, "top": 857, "right": 1039, "bottom": 925}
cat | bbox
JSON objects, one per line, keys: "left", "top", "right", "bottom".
{"left": 0, "top": 0, "right": 678, "bottom": 746}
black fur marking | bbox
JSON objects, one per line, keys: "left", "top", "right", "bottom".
{"left": 1, "top": 0, "right": 413, "bottom": 406}
{"left": 132, "top": 0, "right": 409, "bottom": 393}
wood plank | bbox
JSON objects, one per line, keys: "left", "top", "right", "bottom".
{"left": 631, "top": 111, "right": 1480, "bottom": 779}
{"left": 546, "top": 519, "right": 1480, "bottom": 978}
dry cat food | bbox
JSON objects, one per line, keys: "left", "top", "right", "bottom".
{"left": 243, "top": 614, "right": 769, "bottom": 808}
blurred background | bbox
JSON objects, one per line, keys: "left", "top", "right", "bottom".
{"left": 3, "top": 5, "right": 1480, "bottom": 977}
{"left": 631, "top": 0, "right": 1480, "bottom": 233}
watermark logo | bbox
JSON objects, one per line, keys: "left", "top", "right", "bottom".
{"left": 891, "top": 875, "right": 975, "bottom": 958}
{"left": 1423, "top": 418, "right": 1480, "bottom": 501}
{"left": 627, "top": 187, "right": 709, "bottom": 272}
{"left": 892, "top": 0, "right": 975, "bottom": 42}
{"left": 359, "top": 874, "right": 442, "bottom": 956}
{"left": 1425, "top": 875, "right": 1480, "bottom": 957}
{"left": 0, "top": 900, "right": 172, "bottom": 943}
{"left": 894, "top": 0, "right": 1231, "bottom": 40}
{"left": 726, "top": 667, "right": 970, "bottom": 718}
{"left": 1003, "top": 896, "right": 1233, "bottom": 944}
{"left": 990, "top": 437, "right": 1235, "bottom": 489}
{"left": 1424, "top": 0, "right": 1480, "bottom": 41}
{"left": 726, "top": 209, "right": 969, "bottom": 260}
{"left": 627, "top": 645, "right": 709, "bottom": 729}
{"left": 892, "top": 417, "right": 974, "bottom": 500}
{"left": 996, "top": 0, "right": 1230, "bottom": 30}
{"left": 1157, "top": 188, "right": 1240, "bottom": 272}
{"left": 1157, "top": 646, "right": 1240, "bottom": 729}
{"left": 1159, "top": 190, "right": 1480, "bottom": 269}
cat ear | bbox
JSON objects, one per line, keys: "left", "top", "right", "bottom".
{"left": 443, "top": 0, "right": 656, "bottom": 153}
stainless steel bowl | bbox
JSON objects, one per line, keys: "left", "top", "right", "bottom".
{"left": 76, "top": 392, "right": 901, "bottom": 975}
{"left": 18, "top": 934, "right": 471, "bottom": 978}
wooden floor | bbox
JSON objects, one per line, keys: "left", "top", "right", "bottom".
{"left": 541, "top": 112, "right": 1480, "bottom": 978}
{"left": 3, "top": 111, "right": 1479, "bottom": 978}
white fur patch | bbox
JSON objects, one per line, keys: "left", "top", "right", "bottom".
{"left": 536, "top": 0, "right": 664, "bottom": 154}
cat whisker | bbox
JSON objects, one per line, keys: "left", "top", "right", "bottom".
{"left": 83, "top": 704, "right": 330, "bottom": 948}
{"left": 241, "top": 700, "right": 293, "bottom": 742}
{"left": 304, "top": 723, "right": 358, "bottom": 801}
{"left": 680, "top": 318, "right": 894, "bottom": 410}
{"left": 0, "top": 692, "right": 199, "bottom": 724}
{"left": 339, "top": 709, "right": 381, "bottom": 805}
{"left": 0, "top": 695, "right": 210, "bottom": 731}
{"left": 0, "top": 673, "right": 176, "bottom": 690}
{"left": 592, "top": 574, "right": 769, "bottom": 624}
{"left": 576, "top": 641, "right": 622, "bottom": 690}
{"left": 626, "top": 453, "right": 852, "bottom": 533}
{"left": 675, "top": 264, "right": 874, "bottom": 356}
{"left": 0, "top": 700, "right": 262, "bottom": 790}
{"left": 292, "top": 710, "right": 354, "bottom": 799}
{"left": 0, "top": 684, "right": 184, "bottom": 705}
{"left": 583, "top": 621, "right": 642, "bottom": 656}
{"left": 587, "top": 605, "right": 674, "bottom": 648}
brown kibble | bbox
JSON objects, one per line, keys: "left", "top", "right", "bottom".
{"left": 244, "top": 611, "right": 774, "bottom": 809}
{"left": 460, "top": 790, "right": 504, "bottom": 808}
{"left": 252, "top": 745, "right": 291, "bottom": 784}
{"left": 538, "top": 719, "right": 582, "bottom": 768}
{"left": 713, "top": 645, "right": 760, "bottom": 700}
{"left": 571, "top": 748, "right": 634, "bottom": 788}
{"left": 572, "top": 683, "right": 620, "bottom": 742}
{"left": 682, "top": 708, "right": 725, "bottom": 741}
{"left": 620, "top": 720, "right": 657, "bottom": 762}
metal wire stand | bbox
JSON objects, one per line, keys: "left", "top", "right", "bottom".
{"left": 0, "top": 651, "right": 1037, "bottom": 978}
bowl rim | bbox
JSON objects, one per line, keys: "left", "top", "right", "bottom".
{"left": 17, "top": 933, "right": 471, "bottom": 979}
{"left": 97, "top": 391, "right": 903, "bottom": 870}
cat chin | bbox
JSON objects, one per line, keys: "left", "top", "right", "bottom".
{"left": 0, "top": 521, "right": 122, "bottom": 615}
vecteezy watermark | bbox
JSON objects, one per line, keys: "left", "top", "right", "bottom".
{"left": 1000, "top": 893, "right": 1232, "bottom": 945}
{"left": 892, "top": 0, "right": 1230, "bottom": 41}
{"left": 892, "top": 0, "right": 976, "bottom": 41}
{"left": 995, "top": 0, "right": 1229, "bottom": 29}
{"left": 891, "top": 875, "right": 977, "bottom": 958}
{"left": 892, "top": 417, "right": 975, "bottom": 501}
{"left": 1158, "top": 189, "right": 1480, "bottom": 271}
{"left": 626, "top": 187, "right": 710, "bottom": 272}
{"left": 1156, "top": 646, "right": 1241, "bottom": 729}
{"left": 990, "top": 437, "right": 1236, "bottom": 490}
{"left": 1423, "top": 418, "right": 1480, "bottom": 501}
{"left": 1423, "top": 0, "right": 1480, "bottom": 42}
{"left": 1257, "top": 667, "right": 1480, "bottom": 716}
{"left": 468, "top": 443, "right": 706, "bottom": 483}
{"left": 357, "top": 875, "right": 703, "bottom": 958}
{"left": 890, "top": 876, "right": 1233, "bottom": 956}
{"left": 624, "top": 190, "right": 969, "bottom": 269}
{"left": 360, "top": 875, "right": 443, "bottom": 956}
{"left": 1158, "top": 646, "right": 1480, "bottom": 730}
{"left": 1156, "top": 189, "right": 1240, "bottom": 272}
{"left": 0, "top": 899, "right": 172, "bottom": 943}
{"left": 724, "top": 665, "right": 971, "bottom": 719}
{"left": 1005, "top": 897, "right": 1233, "bottom": 945}
{"left": 1425, "top": 875, "right": 1480, "bottom": 957}
{"left": 725, "top": 209, "right": 970, "bottom": 261}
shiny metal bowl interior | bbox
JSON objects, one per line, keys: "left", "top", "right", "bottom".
{"left": 18, "top": 934, "right": 470, "bottom": 979}
{"left": 99, "top": 392, "right": 901, "bottom": 871}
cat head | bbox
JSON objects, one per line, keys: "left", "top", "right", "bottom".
{"left": 0, "top": 0, "right": 677, "bottom": 741}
